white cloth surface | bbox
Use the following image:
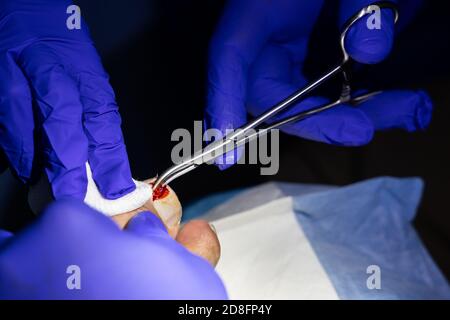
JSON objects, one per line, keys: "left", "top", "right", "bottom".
{"left": 211, "top": 197, "right": 338, "bottom": 299}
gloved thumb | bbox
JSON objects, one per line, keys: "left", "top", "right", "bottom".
{"left": 340, "top": 1, "right": 396, "bottom": 64}
{"left": 126, "top": 211, "right": 170, "bottom": 239}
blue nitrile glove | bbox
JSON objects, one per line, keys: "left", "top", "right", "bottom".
{"left": 205, "top": 0, "right": 432, "bottom": 169}
{"left": 0, "top": 200, "right": 227, "bottom": 299}
{"left": 0, "top": 0, "right": 135, "bottom": 200}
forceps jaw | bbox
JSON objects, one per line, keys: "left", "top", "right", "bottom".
{"left": 153, "top": 162, "right": 198, "bottom": 191}
{"left": 152, "top": 136, "right": 237, "bottom": 190}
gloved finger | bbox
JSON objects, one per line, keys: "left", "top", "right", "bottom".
{"left": 248, "top": 45, "right": 374, "bottom": 146}
{"left": 280, "top": 103, "right": 374, "bottom": 146}
{"left": 17, "top": 43, "right": 89, "bottom": 200}
{"left": 126, "top": 213, "right": 227, "bottom": 299}
{"left": 357, "top": 89, "right": 433, "bottom": 131}
{"left": 77, "top": 43, "right": 135, "bottom": 200}
{"left": 203, "top": 123, "right": 245, "bottom": 171}
{"left": 0, "top": 54, "right": 35, "bottom": 182}
{"left": 205, "top": 0, "right": 270, "bottom": 169}
{"left": 339, "top": 0, "right": 396, "bottom": 64}
{"left": 0, "top": 229, "right": 13, "bottom": 247}
{"left": 126, "top": 211, "right": 170, "bottom": 239}
{"left": 40, "top": 199, "right": 118, "bottom": 232}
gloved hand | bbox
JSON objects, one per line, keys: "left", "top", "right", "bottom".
{"left": 0, "top": 0, "right": 135, "bottom": 200}
{"left": 205, "top": 0, "right": 432, "bottom": 169}
{"left": 0, "top": 200, "right": 227, "bottom": 299}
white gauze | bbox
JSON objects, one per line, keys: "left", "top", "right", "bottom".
{"left": 28, "top": 162, "right": 152, "bottom": 216}
{"left": 84, "top": 162, "right": 152, "bottom": 216}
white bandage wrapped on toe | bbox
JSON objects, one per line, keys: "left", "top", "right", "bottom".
{"left": 84, "top": 163, "right": 152, "bottom": 216}
{"left": 28, "top": 162, "right": 152, "bottom": 217}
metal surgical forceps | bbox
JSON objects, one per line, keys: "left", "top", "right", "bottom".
{"left": 153, "top": 1, "right": 399, "bottom": 191}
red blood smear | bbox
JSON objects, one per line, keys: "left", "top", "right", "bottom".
{"left": 152, "top": 184, "right": 170, "bottom": 201}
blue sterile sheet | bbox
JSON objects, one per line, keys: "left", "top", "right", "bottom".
{"left": 185, "top": 176, "right": 450, "bottom": 299}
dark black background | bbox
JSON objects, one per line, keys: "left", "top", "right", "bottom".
{"left": 0, "top": 1, "right": 449, "bottom": 279}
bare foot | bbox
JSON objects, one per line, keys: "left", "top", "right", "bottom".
{"left": 111, "top": 178, "right": 181, "bottom": 238}
{"left": 111, "top": 179, "right": 220, "bottom": 266}
{"left": 176, "top": 220, "right": 220, "bottom": 267}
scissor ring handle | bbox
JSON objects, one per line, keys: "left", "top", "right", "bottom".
{"left": 340, "top": 1, "right": 399, "bottom": 63}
